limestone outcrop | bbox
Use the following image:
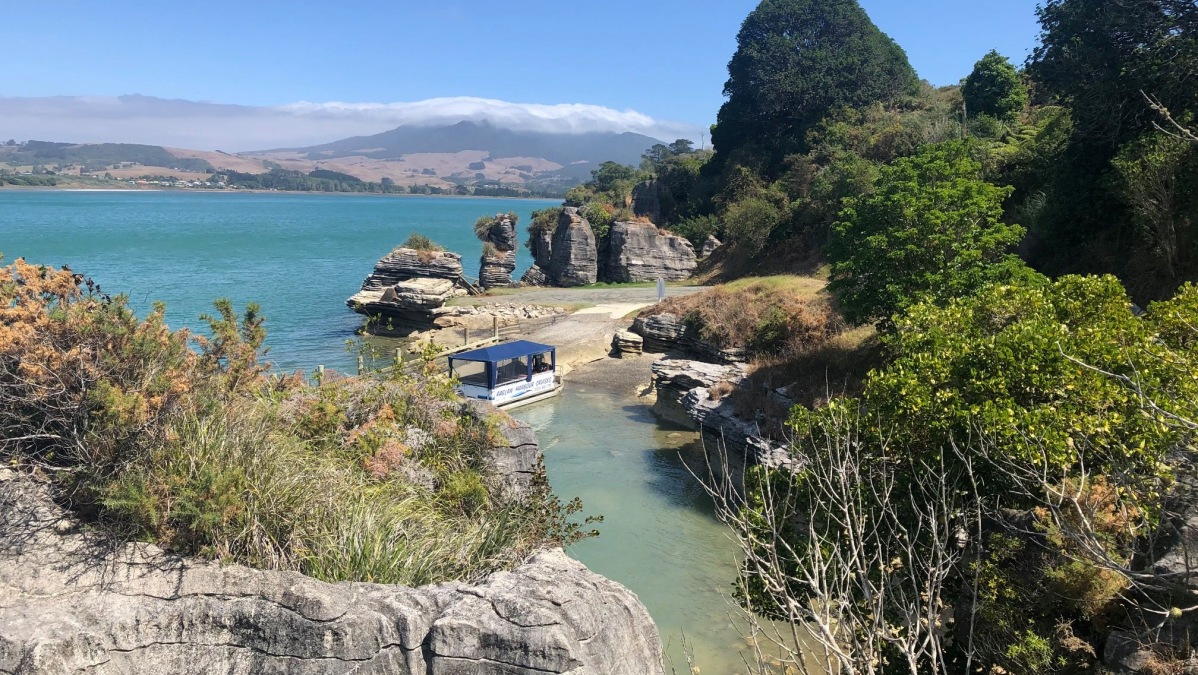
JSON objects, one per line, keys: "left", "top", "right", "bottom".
{"left": 630, "top": 313, "right": 747, "bottom": 363}
{"left": 0, "top": 475, "right": 664, "bottom": 675}
{"left": 356, "top": 247, "right": 465, "bottom": 291}
{"left": 548, "top": 208, "right": 598, "bottom": 287}
{"left": 479, "top": 248, "right": 516, "bottom": 289}
{"left": 347, "top": 246, "right": 473, "bottom": 333}
{"left": 478, "top": 215, "right": 518, "bottom": 289}
{"left": 650, "top": 357, "right": 793, "bottom": 489}
{"left": 611, "top": 330, "right": 644, "bottom": 358}
{"left": 607, "top": 221, "right": 697, "bottom": 283}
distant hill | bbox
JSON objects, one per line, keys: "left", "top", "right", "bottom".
{"left": 263, "top": 121, "right": 663, "bottom": 180}
{"left": 0, "top": 121, "right": 668, "bottom": 195}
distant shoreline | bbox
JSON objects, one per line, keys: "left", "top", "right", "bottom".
{"left": 0, "top": 185, "right": 561, "bottom": 202}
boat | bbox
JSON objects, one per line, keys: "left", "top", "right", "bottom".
{"left": 447, "top": 339, "right": 563, "bottom": 409}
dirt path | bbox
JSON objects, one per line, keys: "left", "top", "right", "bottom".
{"left": 478, "top": 285, "right": 708, "bottom": 370}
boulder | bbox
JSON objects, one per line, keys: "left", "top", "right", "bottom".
{"left": 0, "top": 478, "right": 665, "bottom": 675}
{"left": 520, "top": 264, "right": 550, "bottom": 287}
{"left": 548, "top": 208, "right": 598, "bottom": 287}
{"left": 699, "top": 235, "right": 723, "bottom": 258}
{"left": 479, "top": 249, "right": 517, "bottom": 289}
{"left": 463, "top": 399, "right": 540, "bottom": 497}
{"left": 606, "top": 221, "right": 697, "bottom": 283}
{"left": 611, "top": 330, "right": 644, "bottom": 358}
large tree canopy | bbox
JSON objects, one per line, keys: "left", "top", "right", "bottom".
{"left": 963, "top": 50, "right": 1028, "bottom": 122}
{"left": 712, "top": 0, "right": 918, "bottom": 170}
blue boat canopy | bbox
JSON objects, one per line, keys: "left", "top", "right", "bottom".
{"left": 449, "top": 340, "right": 555, "bottom": 364}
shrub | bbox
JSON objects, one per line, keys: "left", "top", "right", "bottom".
{"left": 722, "top": 195, "right": 784, "bottom": 256}
{"left": 0, "top": 259, "right": 589, "bottom": 586}
{"left": 401, "top": 233, "right": 444, "bottom": 252}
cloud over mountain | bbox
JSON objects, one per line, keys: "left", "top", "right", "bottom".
{"left": 0, "top": 95, "right": 701, "bottom": 151}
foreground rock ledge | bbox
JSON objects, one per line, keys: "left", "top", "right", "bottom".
{"left": 0, "top": 479, "right": 664, "bottom": 675}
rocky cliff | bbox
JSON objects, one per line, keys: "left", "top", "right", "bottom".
{"left": 607, "top": 222, "right": 697, "bottom": 283}
{"left": 356, "top": 248, "right": 465, "bottom": 291}
{"left": 548, "top": 208, "right": 598, "bottom": 287}
{"left": 0, "top": 403, "right": 664, "bottom": 675}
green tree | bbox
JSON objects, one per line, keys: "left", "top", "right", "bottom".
{"left": 713, "top": 0, "right": 918, "bottom": 168}
{"left": 828, "top": 141, "right": 1027, "bottom": 326}
{"left": 668, "top": 139, "right": 695, "bottom": 155}
{"left": 962, "top": 50, "right": 1028, "bottom": 122}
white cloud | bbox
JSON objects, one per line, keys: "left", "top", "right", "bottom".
{"left": 0, "top": 95, "right": 701, "bottom": 151}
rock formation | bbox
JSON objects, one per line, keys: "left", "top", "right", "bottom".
{"left": 650, "top": 357, "right": 793, "bottom": 489}
{"left": 347, "top": 247, "right": 473, "bottom": 334}
{"left": 356, "top": 248, "right": 465, "bottom": 291}
{"left": 699, "top": 235, "right": 723, "bottom": 258}
{"left": 477, "top": 215, "right": 518, "bottom": 289}
{"left": 548, "top": 208, "right": 598, "bottom": 287}
{"left": 630, "top": 313, "right": 747, "bottom": 363}
{"left": 606, "top": 221, "right": 697, "bottom": 283}
{"left": 610, "top": 330, "right": 644, "bottom": 358}
{"left": 0, "top": 469, "right": 664, "bottom": 675}
{"left": 479, "top": 248, "right": 516, "bottom": 289}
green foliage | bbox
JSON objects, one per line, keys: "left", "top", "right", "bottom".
{"left": 669, "top": 214, "right": 720, "bottom": 249}
{"left": 722, "top": 195, "right": 785, "bottom": 256}
{"left": 862, "top": 275, "right": 1196, "bottom": 475}
{"left": 580, "top": 201, "right": 616, "bottom": 240}
{"left": 828, "top": 140, "right": 1028, "bottom": 325}
{"left": 713, "top": 0, "right": 918, "bottom": 167}
{"left": 963, "top": 50, "right": 1028, "bottom": 122}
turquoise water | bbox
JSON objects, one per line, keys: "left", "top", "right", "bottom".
{"left": 0, "top": 189, "right": 554, "bottom": 372}
{"left": 515, "top": 388, "right": 765, "bottom": 674}
{"left": 1, "top": 189, "right": 781, "bottom": 673}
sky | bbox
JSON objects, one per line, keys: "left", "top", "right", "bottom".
{"left": 1, "top": 1, "right": 1043, "bottom": 149}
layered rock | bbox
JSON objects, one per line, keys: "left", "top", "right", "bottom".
{"left": 548, "top": 208, "right": 598, "bottom": 287}
{"left": 478, "top": 215, "right": 518, "bottom": 289}
{"left": 0, "top": 477, "right": 664, "bottom": 675}
{"left": 357, "top": 248, "right": 464, "bottom": 291}
{"left": 650, "top": 357, "right": 793, "bottom": 489}
{"left": 606, "top": 221, "right": 697, "bottom": 283}
{"left": 630, "top": 313, "right": 747, "bottom": 363}
{"left": 631, "top": 180, "right": 663, "bottom": 224}
{"left": 479, "top": 249, "right": 516, "bottom": 289}
{"left": 610, "top": 330, "right": 644, "bottom": 358}
{"left": 520, "top": 264, "right": 550, "bottom": 287}
{"left": 348, "top": 247, "right": 471, "bottom": 333}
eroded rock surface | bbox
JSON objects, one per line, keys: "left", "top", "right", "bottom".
{"left": 356, "top": 248, "right": 465, "bottom": 291}
{"left": 548, "top": 208, "right": 598, "bottom": 287}
{"left": 478, "top": 215, "right": 519, "bottom": 289}
{"left": 607, "top": 222, "right": 697, "bottom": 283}
{"left": 699, "top": 235, "right": 722, "bottom": 258}
{"left": 631, "top": 313, "right": 746, "bottom": 363}
{"left": 0, "top": 478, "right": 664, "bottom": 675}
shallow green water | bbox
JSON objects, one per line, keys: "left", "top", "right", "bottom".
{"left": 514, "top": 385, "right": 765, "bottom": 674}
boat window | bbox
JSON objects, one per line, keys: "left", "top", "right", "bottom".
{"left": 452, "top": 360, "right": 488, "bottom": 387}
{"left": 495, "top": 357, "right": 529, "bottom": 385}
{"left": 532, "top": 352, "right": 553, "bottom": 373}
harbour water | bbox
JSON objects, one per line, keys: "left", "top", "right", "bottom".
{"left": 1, "top": 189, "right": 788, "bottom": 673}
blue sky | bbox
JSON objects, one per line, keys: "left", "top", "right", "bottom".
{"left": 2, "top": 1, "right": 1043, "bottom": 147}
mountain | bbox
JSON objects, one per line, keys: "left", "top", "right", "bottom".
{"left": 264, "top": 121, "right": 663, "bottom": 180}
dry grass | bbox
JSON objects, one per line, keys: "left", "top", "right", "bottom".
{"left": 641, "top": 275, "right": 834, "bottom": 354}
